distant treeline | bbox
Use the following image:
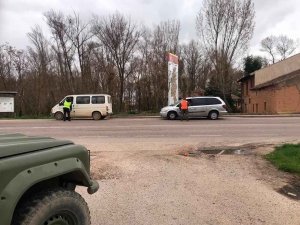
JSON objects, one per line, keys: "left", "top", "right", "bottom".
{"left": 0, "top": 0, "right": 256, "bottom": 116}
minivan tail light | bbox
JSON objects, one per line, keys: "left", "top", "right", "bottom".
{"left": 222, "top": 104, "right": 228, "bottom": 110}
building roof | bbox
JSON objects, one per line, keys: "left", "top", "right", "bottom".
{"left": 237, "top": 73, "right": 254, "bottom": 82}
{"left": 255, "top": 53, "right": 300, "bottom": 86}
{"left": 0, "top": 91, "right": 17, "bottom": 95}
{"left": 252, "top": 69, "right": 300, "bottom": 90}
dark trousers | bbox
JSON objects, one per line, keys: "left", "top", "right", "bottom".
{"left": 63, "top": 107, "right": 71, "bottom": 121}
{"left": 181, "top": 109, "right": 189, "bottom": 120}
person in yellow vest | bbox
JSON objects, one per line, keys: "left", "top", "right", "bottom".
{"left": 179, "top": 97, "right": 189, "bottom": 121}
{"left": 63, "top": 97, "right": 72, "bottom": 121}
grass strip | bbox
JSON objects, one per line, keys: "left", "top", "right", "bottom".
{"left": 266, "top": 144, "right": 300, "bottom": 175}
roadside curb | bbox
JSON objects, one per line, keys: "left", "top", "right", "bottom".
{"left": 111, "top": 114, "right": 300, "bottom": 119}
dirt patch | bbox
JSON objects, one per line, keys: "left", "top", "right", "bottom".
{"left": 90, "top": 152, "right": 122, "bottom": 180}
{"left": 178, "top": 143, "right": 273, "bottom": 157}
{"left": 91, "top": 163, "right": 122, "bottom": 180}
{"left": 178, "top": 143, "right": 300, "bottom": 201}
{"left": 278, "top": 179, "right": 300, "bottom": 200}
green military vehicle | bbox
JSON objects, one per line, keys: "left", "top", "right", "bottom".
{"left": 0, "top": 133, "right": 99, "bottom": 225}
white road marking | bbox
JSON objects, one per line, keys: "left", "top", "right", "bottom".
{"left": 79, "top": 136, "right": 109, "bottom": 138}
{"left": 189, "top": 134, "right": 222, "bottom": 137}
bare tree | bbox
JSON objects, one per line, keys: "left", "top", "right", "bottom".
{"left": 44, "top": 10, "right": 76, "bottom": 93}
{"left": 27, "top": 26, "right": 53, "bottom": 115}
{"left": 276, "top": 35, "right": 297, "bottom": 60}
{"left": 260, "top": 36, "right": 277, "bottom": 64}
{"left": 182, "top": 40, "right": 203, "bottom": 95}
{"left": 66, "top": 13, "right": 94, "bottom": 91}
{"left": 196, "top": 0, "right": 255, "bottom": 109}
{"left": 92, "top": 12, "right": 141, "bottom": 111}
{"left": 260, "top": 35, "right": 297, "bottom": 63}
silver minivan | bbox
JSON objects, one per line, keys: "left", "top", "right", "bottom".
{"left": 160, "top": 96, "right": 227, "bottom": 120}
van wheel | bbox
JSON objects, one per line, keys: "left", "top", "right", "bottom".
{"left": 92, "top": 112, "right": 101, "bottom": 120}
{"left": 167, "top": 111, "right": 177, "bottom": 120}
{"left": 54, "top": 112, "right": 63, "bottom": 120}
{"left": 12, "top": 188, "right": 90, "bottom": 225}
{"left": 208, "top": 111, "right": 219, "bottom": 120}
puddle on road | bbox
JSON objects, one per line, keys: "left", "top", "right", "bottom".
{"left": 181, "top": 147, "right": 254, "bottom": 157}
{"left": 201, "top": 149, "right": 252, "bottom": 155}
{"left": 278, "top": 180, "right": 300, "bottom": 201}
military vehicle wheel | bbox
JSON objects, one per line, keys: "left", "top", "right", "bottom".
{"left": 92, "top": 111, "right": 101, "bottom": 120}
{"left": 54, "top": 112, "right": 63, "bottom": 120}
{"left": 13, "top": 188, "right": 90, "bottom": 225}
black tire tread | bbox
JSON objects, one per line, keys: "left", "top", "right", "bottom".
{"left": 12, "top": 188, "right": 90, "bottom": 225}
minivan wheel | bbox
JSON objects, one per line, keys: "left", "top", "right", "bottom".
{"left": 92, "top": 111, "right": 101, "bottom": 120}
{"left": 167, "top": 111, "right": 177, "bottom": 120}
{"left": 54, "top": 112, "right": 63, "bottom": 120}
{"left": 208, "top": 111, "right": 219, "bottom": 120}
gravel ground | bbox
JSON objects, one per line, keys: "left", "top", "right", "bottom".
{"left": 1, "top": 118, "right": 299, "bottom": 224}
{"left": 78, "top": 145, "right": 300, "bottom": 225}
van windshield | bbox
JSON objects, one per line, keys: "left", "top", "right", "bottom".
{"left": 169, "top": 100, "right": 181, "bottom": 106}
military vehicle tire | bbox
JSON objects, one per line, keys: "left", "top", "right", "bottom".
{"left": 13, "top": 188, "right": 90, "bottom": 225}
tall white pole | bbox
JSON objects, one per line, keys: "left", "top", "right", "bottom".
{"left": 167, "top": 53, "right": 179, "bottom": 105}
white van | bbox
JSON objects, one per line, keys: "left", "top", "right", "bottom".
{"left": 51, "top": 94, "right": 112, "bottom": 120}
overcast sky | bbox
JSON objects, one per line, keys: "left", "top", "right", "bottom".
{"left": 0, "top": 0, "right": 299, "bottom": 56}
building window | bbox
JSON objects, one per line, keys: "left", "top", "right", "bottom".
{"left": 264, "top": 102, "right": 267, "bottom": 112}
{"left": 246, "top": 82, "right": 249, "bottom": 96}
{"left": 249, "top": 98, "right": 251, "bottom": 104}
{"left": 250, "top": 78, "right": 255, "bottom": 88}
{"left": 256, "top": 104, "right": 258, "bottom": 113}
{"left": 253, "top": 104, "right": 255, "bottom": 113}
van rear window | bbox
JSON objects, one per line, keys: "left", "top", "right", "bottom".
{"left": 92, "top": 96, "right": 105, "bottom": 104}
{"left": 205, "top": 98, "right": 222, "bottom": 105}
{"left": 76, "top": 96, "right": 90, "bottom": 104}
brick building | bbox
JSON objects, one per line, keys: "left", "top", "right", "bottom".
{"left": 239, "top": 54, "right": 300, "bottom": 114}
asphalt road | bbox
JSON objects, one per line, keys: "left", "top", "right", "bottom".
{"left": 1, "top": 117, "right": 300, "bottom": 225}
{"left": 0, "top": 117, "right": 299, "bottom": 152}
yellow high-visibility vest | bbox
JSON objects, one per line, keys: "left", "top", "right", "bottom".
{"left": 63, "top": 100, "right": 71, "bottom": 109}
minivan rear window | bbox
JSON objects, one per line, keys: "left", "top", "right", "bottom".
{"left": 205, "top": 98, "right": 222, "bottom": 105}
{"left": 92, "top": 96, "right": 105, "bottom": 104}
{"left": 76, "top": 96, "right": 90, "bottom": 104}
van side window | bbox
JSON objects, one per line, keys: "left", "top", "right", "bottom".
{"left": 92, "top": 96, "right": 105, "bottom": 104}
{"left": 205, "top": 98, "right": 222, "bottom": 105}
{"left": 76, "top": 96, "right": 90, "bottom": 104}
{"left": 190, "top": 98, "right": 206, "bottom": 106}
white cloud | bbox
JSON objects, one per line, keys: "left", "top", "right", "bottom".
{"left": 0, "top": 0, "right": 299, "bottom": 58}
{"left": 250, "top": 0, "right": 300, "bottom": 55}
